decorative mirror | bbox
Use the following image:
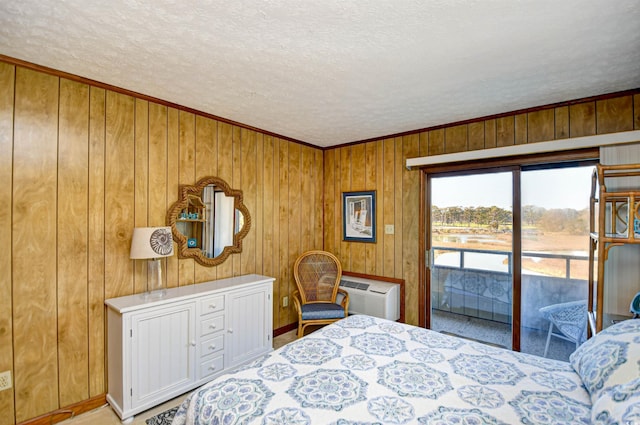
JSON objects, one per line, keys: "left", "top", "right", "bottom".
{"left": 166, "top": 176, "right": 251, "bottom": 266}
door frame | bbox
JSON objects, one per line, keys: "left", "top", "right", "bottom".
{"left": 417, "top": 148, "right": 598, "bottom": 352}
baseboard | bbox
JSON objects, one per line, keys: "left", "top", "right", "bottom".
{"left": 17, "top": 394, "right": 107, "bottom": 425}
{"left": 274, "top": 322, "right": 297, "bottom": 337}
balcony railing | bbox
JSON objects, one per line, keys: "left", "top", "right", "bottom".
{"left": 431, "top": 246, "right": 589, "bottom": 331}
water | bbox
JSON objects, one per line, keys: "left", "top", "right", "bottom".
{"left": 434, "top": 251, "right": 552, "bottom": 276}
{"left": 433, "top": 234, "right": 507, "bottom": 245}
{"left": 433, "top": 234, "right": 587, "bottom": 257}
{"left": 435, "top": 251, "right": 509, "bottom": 272}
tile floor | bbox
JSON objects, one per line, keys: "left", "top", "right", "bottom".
{"left": 432, "top": 309, "right": 577, "bottom": 362}
{"left": 59, "top": 330, "right": 297, "bottom": 425}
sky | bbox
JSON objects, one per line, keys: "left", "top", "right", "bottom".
{"left": 431, "top": 165, "right": 595, "bottom": 210}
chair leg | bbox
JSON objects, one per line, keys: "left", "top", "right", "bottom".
{"left": 543, "top": 322, "right": 554, "bottom": 358}
{"left": 297, "top": 323, "right": 305, "bottom": 339}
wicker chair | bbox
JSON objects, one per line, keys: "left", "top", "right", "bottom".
{"left": 539, "top": 300, "right": 588, "bottom": 358}
{"left": 292, "top": 250, "right": 349, "bottom": 338}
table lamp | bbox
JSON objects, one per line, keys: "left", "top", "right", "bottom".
{"left": 130, "top": 226, "right": 174, "bottom": 297}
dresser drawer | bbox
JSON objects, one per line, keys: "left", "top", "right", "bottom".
{"left": 200, "top": 295, "right": 224, "bottom": 315}
{"left": 200, "top": 315, "right": 224, "bottom": 337}
{"left": 201, "top": 334, "right": 224, "bottom": 357}
{"left": 200, "top": 355, "right": 224, "bottom": 379}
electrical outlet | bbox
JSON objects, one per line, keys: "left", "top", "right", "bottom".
{"left": 0, "top": 371, "right": 12, "bottom": 391}
{"left": 282, "top": 296, "right": 289, "bottom": 307}
{"left": 385, "top": 224, "right": 394, "bottom": 234}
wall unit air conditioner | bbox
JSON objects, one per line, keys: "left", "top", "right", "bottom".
{"left": 339, "top": 275, "right": 400, "bottom": 321}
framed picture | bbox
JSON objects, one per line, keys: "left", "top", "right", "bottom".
{"left": 343, "top": 191, "right": 376, "bottom": 243}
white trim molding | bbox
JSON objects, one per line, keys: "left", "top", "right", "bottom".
{"left": 405, "top": 130, "right": 640, "bottom": 170}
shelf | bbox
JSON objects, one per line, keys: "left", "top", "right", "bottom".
{"left": 590, "top": 232, "right": 640, "bottom": 242}
{"left": 588, "top": 163, "right": 640, "bottom": 334}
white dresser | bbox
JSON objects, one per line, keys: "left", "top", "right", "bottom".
{"left": 105, "top": 274, "right": 274, "bottom": 423}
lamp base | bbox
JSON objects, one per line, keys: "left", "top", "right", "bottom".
{"left": 146, "top": 258, "right": 167, "bottom": 298}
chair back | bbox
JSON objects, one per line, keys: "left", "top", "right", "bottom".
{"left": 294, "top": 250, "right": 342, "bottom": 304}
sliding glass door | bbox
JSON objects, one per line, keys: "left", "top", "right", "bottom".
{"left": 519, "top": 166, "right": 592, "bottom": 360}
{"left": 429, "top": 170, "right": 514, "bottom": 349}
{"left": 427, "top": 163, "right": 594, "bottom": 360}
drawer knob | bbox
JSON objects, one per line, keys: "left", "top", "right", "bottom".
{"left": 190, "top": 340, "right": 196, "bottom": 347}
{"left": 209, "top": 344, "right": 216, "bottom": 350}
{"left": 209, "top": 304, "right": 216, "bottom": 309}
{"left": 227, "top": 328, "right": 233, "bottom": 334}
{"left": 209, "top": 366, "right": 216, "bottom": 371}
{"left": 209, "top": 324, "right": 216, "bottom": 330}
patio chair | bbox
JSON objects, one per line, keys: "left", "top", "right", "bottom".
{"left": 538, "top": 300, "right": 588, "bottom": 358}
{"left": 292, "top": 250, "right": 349, "bottom": 338}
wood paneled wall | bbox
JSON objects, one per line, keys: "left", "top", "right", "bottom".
{"left": 0, "top": 62, "right": 323, "bottom": 425}
{"left": 323, "top": 92, "right": 640, "bottom": 326}
{"left": 0, "top": 56, "right": 638, "bottom": 425}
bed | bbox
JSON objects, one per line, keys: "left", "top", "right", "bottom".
{"left": 172, "top": 314, "right": 640, "bottom": 425}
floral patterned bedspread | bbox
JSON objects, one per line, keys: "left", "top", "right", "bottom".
{"left": 172, "top": 315, "right": 591, "bottom": 425}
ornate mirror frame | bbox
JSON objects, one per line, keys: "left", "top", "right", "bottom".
{"left": 166, "top": 176, "right": 251, "bottom": 267}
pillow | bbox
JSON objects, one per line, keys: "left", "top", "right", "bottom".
{"left": 569, "top": 319, "right": 640, "bottom": 403}
{"left": 591, "top": 378, "right": 640, "bottom": 424}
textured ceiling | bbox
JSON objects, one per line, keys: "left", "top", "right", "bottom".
{"left": 1, "top": 1, "right": 639, "bottom": 147}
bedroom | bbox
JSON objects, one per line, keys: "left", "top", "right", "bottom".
{"left": 0, "top": 1, "right": 639, "bottom": 425}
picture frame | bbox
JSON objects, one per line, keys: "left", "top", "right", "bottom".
{"left": 343, "top": 190, "right": 376, "bottom": 243}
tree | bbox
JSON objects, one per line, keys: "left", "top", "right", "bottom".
{"left": 523, "top": 205, "right": 544, "bottom": 227}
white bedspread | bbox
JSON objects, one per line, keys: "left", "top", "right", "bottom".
{"left": 172, "top": 314, "right": 591, "bottom": 424}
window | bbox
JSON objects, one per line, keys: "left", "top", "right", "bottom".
{"left": 424, "top": 155, "right": 597, "bottom": 361}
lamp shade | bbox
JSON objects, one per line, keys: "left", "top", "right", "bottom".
{"left": 130, "top": 227, "right": 174, "bottom": 259}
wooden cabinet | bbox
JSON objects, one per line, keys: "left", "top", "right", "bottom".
{"left": 588, "top": 164, "right": 640, "bottom": 333}
{"left": 106, "top": 274, "right": 274, "bottom": 423}
{"left": 129, "top": 301, "right": 196, "bottom": 410}
{"left": 197, "top": 293, "right": 226, "bottom": 380}
{"left": 226, "top": 285, "right": 272, "bottom": 368}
